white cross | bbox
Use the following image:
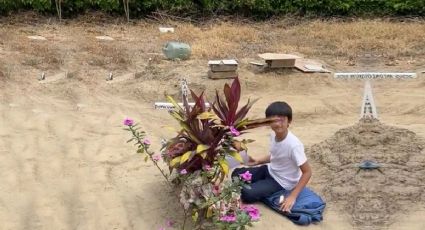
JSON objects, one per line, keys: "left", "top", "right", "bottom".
{"left": 154, "top": 78, "right": 210, "bottom": 110}
{"left": 360, "top": 80, "right": 378, "bottom": 119}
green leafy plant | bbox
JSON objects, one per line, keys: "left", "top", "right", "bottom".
{"left": 20, "top": 0, "right": 51, "bottom": 13}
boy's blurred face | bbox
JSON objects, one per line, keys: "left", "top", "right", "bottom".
{"left": 270, "top": 115, "right": 290, "bottom": 135}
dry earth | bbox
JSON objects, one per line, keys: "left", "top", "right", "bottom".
{"left": 0, "top": 14, "right": 425, "bottom": 230}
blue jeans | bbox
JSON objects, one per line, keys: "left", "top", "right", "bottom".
{"left": 232, "top": 165, "right": 283, "bottom": 203}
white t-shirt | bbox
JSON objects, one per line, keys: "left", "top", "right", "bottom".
{"left": 267, "top": 131, "right": 307, "bottom": 190}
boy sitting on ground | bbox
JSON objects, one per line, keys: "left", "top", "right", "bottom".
{"left": 232, "top": 101, "right": 312, "bottom": 212}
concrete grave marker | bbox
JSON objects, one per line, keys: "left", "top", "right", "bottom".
{"left": 258, "top": 53, "right": 301, "bottom": 68}
{"left": 208, "top": 59, "right": 238, "bottom": 79}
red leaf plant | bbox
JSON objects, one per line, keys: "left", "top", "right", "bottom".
{"left": 162, "top": 77, "right": 276, "bottom": 181}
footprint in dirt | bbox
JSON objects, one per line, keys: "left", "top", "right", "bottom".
{"left": 309, "top": 118, "right": 425, "bottom": 229}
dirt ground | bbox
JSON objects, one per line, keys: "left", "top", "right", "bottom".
{"left": 310, "top": 119, "right": 425, "bottom": 230}
{"left": 0, "top": 14, "right": 425, "bottom": 230}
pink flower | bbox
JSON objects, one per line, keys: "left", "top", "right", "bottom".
{"left": 249, "top": 212, "right": 260, "bottom": 221}
{"left": 123, "top": 118, "right": 134, "bottom": 126}
{"left": 229, "top": 126, "right": 240, "bottom": 136}
{"left": 152, "top": 154, "right": 161, "bottom": 162}
{"left": 248, "top": 210, "right": 260, "bottom": 221}
{"left": 204, "top": 164, "right": 212, "bottom": 171}
{"left": 242, "top": 205, "right": 260, "bottom": 221}
{"left": 180, "top": 169, "right": 187, "bottom": 175}
{"left": 239, "top": 171, "right": 252, "bottom": 182}
{"left": 212, "top": 185, "right": 221, "bottom": 195}
{"left": 220, "top": 213, "right": 236, "bottom": 222}
{"left": 143, "top": 139, "right": 151, "bottom": 145}
{"left": 166, "top": 220, "right": 175, "bottom": 227}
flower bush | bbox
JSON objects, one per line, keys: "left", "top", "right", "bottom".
{"left": 125, "top": 77, "right": 276, "bottom": 229}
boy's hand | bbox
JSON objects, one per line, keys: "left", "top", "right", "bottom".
{"left": 247, "top": 155, "right": 258, "bottom": 166}
{"left": 280, "top": 194, "right": 296, "bottom": 213}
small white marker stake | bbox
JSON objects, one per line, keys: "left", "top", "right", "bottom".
{"left": 39, "top": 72, "right": 46, "bottom": 81}
{"left": 95, "top": 36, "right": 114, "bottom": 41}
{"left": 28, "top": 35, "right": 47, "bottom": 41}
{"left": 106, "top": 72, "right": 113, "bottom": 81}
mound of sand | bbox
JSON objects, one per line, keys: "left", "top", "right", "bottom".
{"left": 309, "top": 118, "right": 425, "bottom": 229}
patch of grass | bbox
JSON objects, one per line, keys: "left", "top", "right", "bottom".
{"left": 159, "top": 22, "right": 261, "bottom": 59}
{"left": 10, "top": 41, "right": 63, "bottom": 69}
{"left": 275, "top": 20, "right": 425, "bottom": 58}
{"left": 156, "top": 19, "right": 425, "bottom": 60}
{"left": 83, "top": 40, "right": 131, "bottom": 69}
{"left": 0, "top": 64, "right": 12, "bottom": 82}
{"left": 22, "top": 57, "right": 43, "bottom": 66}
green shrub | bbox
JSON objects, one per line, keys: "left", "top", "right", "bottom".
{"left": 0, "top": 0, "right": 22, "bottom": 14}
{"left": 92, "top": 0, "right": 121, "bottom": 13}
{"left": 21, "top": 0, "right": 51, "bottom": 13}
{"left": 0, "top": 0, "right": 424, "bottom": 18}
{"left": 386, "top": 0, "right": 425, "bottom": 15}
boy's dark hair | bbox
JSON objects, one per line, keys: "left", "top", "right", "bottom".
{"left": 265, "top": 101, "right": 292, "bottom": 122}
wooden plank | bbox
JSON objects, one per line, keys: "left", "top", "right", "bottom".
{"left": 294, "top": 59, "right": 331, "bottom": 73}
{"left": 249, "top": 61, "right": 265, "bottom": 66}
{"left": 258, "top": 53, "right": 301, "bottom": 68}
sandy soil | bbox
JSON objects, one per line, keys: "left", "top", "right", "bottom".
{"left": 310, "top": 119, "right": 425, "bottom": 230}
{"left": 1, "top": 16, "right": 425, "bottom": 230}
